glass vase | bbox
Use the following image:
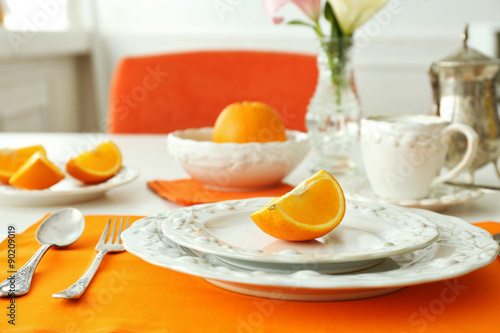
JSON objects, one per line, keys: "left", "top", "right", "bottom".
{"left": 306, "top": 37, "right": 362, "bottom": 175}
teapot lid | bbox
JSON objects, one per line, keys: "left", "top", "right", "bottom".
{"left": 437, "top": 24, "right": 500, "bottom": 67}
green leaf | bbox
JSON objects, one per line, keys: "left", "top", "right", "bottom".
{"left": 287, "top": 20, "right": 315, "bottom": 28}
{"left": 324, "top": 2, "right": 334, "bottom": 23}
{"left": 325, "top": 2, "right": 341, "bottom": 38}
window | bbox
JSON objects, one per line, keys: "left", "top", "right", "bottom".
{"left": 1, "top": 0, "right": 74, "bottom": 31}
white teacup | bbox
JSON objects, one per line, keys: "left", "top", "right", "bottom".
{"left": 360, "top": 114, "right": 479, "bottom": 200}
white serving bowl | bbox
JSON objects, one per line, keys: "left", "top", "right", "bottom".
{"left": 167, "top": 127, "right": 310, "bottom": 190}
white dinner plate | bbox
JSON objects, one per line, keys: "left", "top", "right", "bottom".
{"left": 122, "top": 207, "right": 499, "bottom": 301}
{"left": 340, "top": 174, "right": 483, "bottom": 211}
{"left": 0, "top": 166, "right": 138, "bottom": 206}
{"left": 160, "top": 198, "right": 439, "bottom": 271}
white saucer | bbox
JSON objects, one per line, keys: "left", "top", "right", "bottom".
{"left": 161, "top": 198, "right": 439, "bottom": 272}
{"left": 0, "top": 166, "right": 138, "bottom": 206}
{"left": 122, "top": 207, "right": 499, "bottom": 302}
{"left": 340, "top": 174, "right": 483, "bottom": 211}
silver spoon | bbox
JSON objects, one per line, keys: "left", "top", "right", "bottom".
{"left": 494, "top": 233, "right": 500, "bottom": 250}
{"left": 0, "top": 208, "right": 85, "bottom": 297}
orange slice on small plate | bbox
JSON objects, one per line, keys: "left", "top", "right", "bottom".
{"left": 9, "top": 151, "right": 65, "bottom": 190}
{"left": 0, "top": 145, "right": 46, "bottom": 183}
{"left": 66, "top": 141, "right": 122, "bottom": 184}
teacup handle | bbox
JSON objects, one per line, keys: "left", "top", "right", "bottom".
{"left": 431, "top": 123, "right": 479, "bottom": 188}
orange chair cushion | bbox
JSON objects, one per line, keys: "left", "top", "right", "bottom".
{"left": 108, "top": 51, "right": 317, "bottom": 134}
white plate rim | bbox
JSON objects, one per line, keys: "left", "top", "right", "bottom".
{"left": 160, "top": 198, "right": 440, "bottom": 264}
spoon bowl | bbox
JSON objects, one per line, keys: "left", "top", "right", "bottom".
{"left": 493, "top": 233, "right": 500, "bottom": 247}
{"left": 36, "top": 208, "right": 85, "bottom": 246}
{"left": 0, "top": 207, "right": 85, "bottom": 297}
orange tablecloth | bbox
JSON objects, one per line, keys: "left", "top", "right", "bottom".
{"left": 1, "top": 216, "right": 499, "bottom": 332}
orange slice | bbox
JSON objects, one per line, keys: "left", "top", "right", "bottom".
{"left": 0, "top": 145, "right": 46, "bottom": 183}
{"left": 66, "top": 141, "right": 122, "bottom": 184}
{"left": 9, "top": 152, "right": 65, "bottom": 190}
{"left": 212, "top": 101, "right": 287, "bottom": 143}
{"left": 250, "top": 170, "right": 346, "bottom": 241}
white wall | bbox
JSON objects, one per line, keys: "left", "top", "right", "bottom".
{"left": 95, "top": 0, "right": 500, "bottom": 35}
{"left": 90, "top": 0, "right": 500, "bottom": 122}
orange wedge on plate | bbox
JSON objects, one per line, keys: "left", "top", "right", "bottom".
{"left": 250, "top": 170, "right": 346, "bottom": 241}
{"left": 9, "top": 151, "right": 65, "bottom": 190}
{"left": 66, "top": 141, "right": 122, "bottom": 184}
{"left": 0, "top": 145, "right": 46, "bottom": 183}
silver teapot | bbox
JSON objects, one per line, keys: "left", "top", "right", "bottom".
{"left": 429, "top": 25, "right": 500, "bottom": 181}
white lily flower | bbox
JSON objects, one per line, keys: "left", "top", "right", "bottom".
{"left": 328, "top": 0, "right": 390, "bottom": 35}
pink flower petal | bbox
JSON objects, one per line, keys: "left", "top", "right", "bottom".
{"left": 291, "top": 0, "right": 321, "bottom": 21}
{"left": 263, "top": 0, "right": 291, "bottom": 24}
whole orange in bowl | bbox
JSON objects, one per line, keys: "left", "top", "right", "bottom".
{"left": 250, "top": 170, "right": 346, "bottom": 241}
{"left": 167, "top": 101, "right": 309, "bottom": 190}
{"left": 212, "top": 101, "right": 287, "bottom": 143}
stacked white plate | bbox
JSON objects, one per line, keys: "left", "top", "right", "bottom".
{"left": 122, "top": 197, "right": 499, "bottom": 302}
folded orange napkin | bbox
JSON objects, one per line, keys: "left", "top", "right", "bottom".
{"left": 1, "top": 216, "right": 499, "bottom": 332}
{"left": 147, "top": 178, "right": 294, "bottom": 205}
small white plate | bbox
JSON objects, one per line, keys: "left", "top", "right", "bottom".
{"left": 0, "top": 166, "right": 138, "bottom": 206}
{"left": 161, "top": 198, "right": 439, "bottom": 270}
{"left": 340, "top": 174, "right": 483, "bottom": 211}
{"left": 122, "top": 208, "right": 499, "bottom": 302}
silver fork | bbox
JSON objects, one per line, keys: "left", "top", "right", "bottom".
{"left": 52, "top": 216, "right": 129, "bottom": 299}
